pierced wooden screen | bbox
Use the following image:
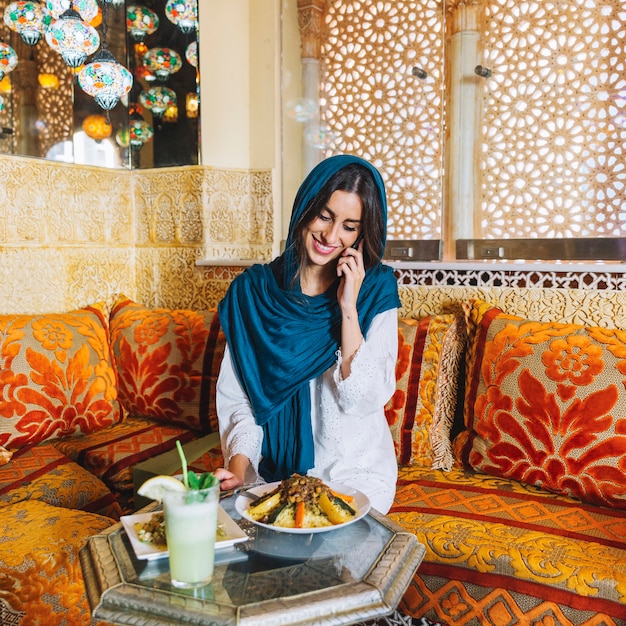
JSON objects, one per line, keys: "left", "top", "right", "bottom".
{"left": 479, "top": 0, "right": 625, "bottom": 238}
{"left": 320, "top": 0, "right": 445, "bottom": 240}
{"left": 319, "top": 0, "right": 625, "bottom": 242}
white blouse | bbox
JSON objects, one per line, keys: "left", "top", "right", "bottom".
{"left": 216, "top": 307, "right": 399, "bottom": 513}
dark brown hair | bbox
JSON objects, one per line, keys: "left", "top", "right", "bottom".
{"left": 291, "top": 163, "right": 384, "bottom": 274}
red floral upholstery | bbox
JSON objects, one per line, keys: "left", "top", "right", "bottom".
{"left": 390, "top": 464, "right": 626, "bottom": 626}
{"left": 109, "top": 297, "right": 224, "bottom": 433}
{"left": 385, "top": 315, "right": 465, "bottom": 470}
{"left": 0, "top": 500, "right": 114, "bottom": 625}
{"left": 53, "top": 415, "right": 196, "bottom": 494}
{"left": 0, "top": 443, "right": 121, "bottom": 519}
{"left": 0, "top": 304, "right": 122, "bottom": 450}
{"left": 460, "top": 299, "right": 626, "bottom": 509}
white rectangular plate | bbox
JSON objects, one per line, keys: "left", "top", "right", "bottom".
{"left": 121, "top": 505, "right": 248, "bottom": 561}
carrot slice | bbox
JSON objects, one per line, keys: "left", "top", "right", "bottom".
{"left": 331, "top": 489, "right": 354, "bottom": 503}
{"left": 295, "top": 500, "right": 305, "bottom": 528}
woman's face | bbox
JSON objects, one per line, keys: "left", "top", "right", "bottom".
{"left": 303, "top": 190, "right": 362, "bottom": 269}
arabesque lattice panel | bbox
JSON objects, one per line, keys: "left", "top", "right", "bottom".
{"left": 321, "top": 0, "right": 444, "bottom": 240}
{"left": 480, "top": 0, "right": 626, "bottom": 238}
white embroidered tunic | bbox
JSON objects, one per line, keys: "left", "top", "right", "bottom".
{"left": 216, "top": 308, "right": 399, "bottom": 513}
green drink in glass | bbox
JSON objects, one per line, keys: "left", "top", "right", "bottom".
{"left": 163, "top": 483, "right": 219, "bottom": 588}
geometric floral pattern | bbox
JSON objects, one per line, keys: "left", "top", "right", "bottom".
{"left": 0, "top": 303, "right": 122, "bottom": 450}
{"left": 109, "top": 297, "right": 224, "bottom": 433}
{"left": 0, "top": 500, "right": 113, "bottom": 625}
{"left": 391, "top": 465, "right": 626, "bottom": 626}
{"left": 0, "top": 443, "right": 120, "bottom": 519}
{"left": 386, "top": 315, "right": 465, "bottom": 470}
{"left": 460, "top": 299, "right": 626, "bottom": 510}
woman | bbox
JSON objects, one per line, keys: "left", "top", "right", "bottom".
{"left": 214, "top": 154, "right": 400, "bottom": 512}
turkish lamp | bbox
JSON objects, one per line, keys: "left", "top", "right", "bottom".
{"left": 184, "top": 40, "right": 197, "bottom": 68}
{"left": 0, "top": 42, "right": 18, "bottom": 82}
{"left": 46, "top": 0, "right": 98, "bottom": 22}
{"left": 126, "top": 5, "right": 158, "bottom": 42}
{"left": 4, "top": 1, "right": 52, "bottom": 46}
{"left": 139, "top": 86, "right": 176, "bottom": 118}
{"left": 185, "top": 92, "right": 198, "bottom": 118}
{"left": 165, "top": 0, "right": 197, "bottom": 34}
{"left": 82, "top": 113, "right": 112, "bottom": 141}
{"left": 129, "top": 114, "right": 153, "bottom": 150}
{"left": 78, "top": 48, "right": 133, "bottom": 110}
{"left": 45, "top": 8, "right": 100, "bottom": 68}
{"left": 38, "top": 72, "right": 60, "bottom": 88}
{"left": 143, "top": 47, "right": 182, "bottom": 82}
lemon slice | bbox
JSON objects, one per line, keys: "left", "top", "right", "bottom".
{"left": 137, "top": 475, "right": 186, "bottom": 502}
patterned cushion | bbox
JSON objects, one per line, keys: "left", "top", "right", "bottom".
{"left": 390, "top": 464, "right": 626, "bottom": 626}
{"left": 0, "top": 443, "right": 121, "bottom": 519}
{"left": 109, "top": 297, "right": 224, "bottom": 432}
{"left": 53, "top": 415, "right": 197, "bottom": 496}
{"left": 385, "top": 315, "right": 465, "bottom": 470}
{"left": 0, "top": 304, "right": 122, "bottom": 450}
{"left": 459, "top": 299, "right": 626, "bottom": 509}
{"left": 0, "top": 500, "right": 113, "bottom": 624}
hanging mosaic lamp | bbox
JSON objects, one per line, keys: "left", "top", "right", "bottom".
{"left": 81, "top": 113, "right": 112, "bottom": 141}
{"left": 139, "top": 86, "right": 176, "bottom": 118}
{"left": 77, "top": 48, "right": 133, "bottom": 110}
{"left": 4, "top": 1, "right": 52, "bottom": 46}
{"left": 0, "top": 41, "right": 18, "bottom": 82}
{"left": 129, "top": 114, "right": 153, "bottom": 149}
{"left": 164, "top": 0, "right": 197, "bottom": 35}
{"left": 45, "top": 0, "right": 98, "bottom": 22}
{"left": 143, "top": 47, "right": 182, "bottom": 81}
{"left": 184, "top": 40, "right": 197, "bottom": 68}
{"left": 45, "top": 8, "right": 100, "bottom": 68}
{"left": 126, "top": 5, "right": 158, "bottom": 42}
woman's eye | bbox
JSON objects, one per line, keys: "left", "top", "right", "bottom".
{"left": 318, "top": 213, "right": 331, "bottom": 222}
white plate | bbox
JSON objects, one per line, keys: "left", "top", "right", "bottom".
{"left": 121, "top": 505, "right": 248, "bottom": 561}
{"left": 235, "top": 481, "right": 371, "bottom": 534}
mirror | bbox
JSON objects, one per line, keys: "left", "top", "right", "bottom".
{"left": 0, "top": 0, "right": 199, "bottom": 168}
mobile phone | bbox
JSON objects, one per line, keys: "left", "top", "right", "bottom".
{"left": 352, "top": 233, "right": 363, "bottom": 249}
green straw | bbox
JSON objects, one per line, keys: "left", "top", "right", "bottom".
{"left": 176, "top": 440, "right": 189, "bottom": 489}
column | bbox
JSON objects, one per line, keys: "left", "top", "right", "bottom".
{"left": 443, "top": 0, "right": 484, "bottom": 258}
{"left": 297, "top": 0, "right": 325, "bottom": 173}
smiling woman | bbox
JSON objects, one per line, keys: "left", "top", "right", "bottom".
{"left": 0, "top": 0, "right": 200, "bottom": 169}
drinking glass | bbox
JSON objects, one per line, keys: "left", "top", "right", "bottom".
{"left": 162, "top": 483, "right": 219, "bottom": 588}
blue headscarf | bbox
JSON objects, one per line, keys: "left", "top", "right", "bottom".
{"left": 218, "top": 155, "right": 400, "bottom": 482}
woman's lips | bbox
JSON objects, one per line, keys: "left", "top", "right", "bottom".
{"left": 312, "top": 237, "right": 338, "bottom": 255}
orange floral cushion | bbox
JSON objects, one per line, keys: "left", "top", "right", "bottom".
{"left": 385, "top": 315, "right": 465, "bottom": 470}
{"left": 0, "top": 304, "right": 121, "bottom": 450}
{"left": 0, "top": 500, "right": 113, "bottom": 624}
{"left": 460, "top": 299, "right": 626, "bottom": 509}
{"left": 109, "top": 297, "right": 224, "bottom": 432}
{"left": 0, "top": 443, "right": 121, "bottom": 519}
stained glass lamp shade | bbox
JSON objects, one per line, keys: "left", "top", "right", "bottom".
{"left": 46, "top": 0, "right": 98, "bottom": 22}
{"left": 185, "top": 40, "right": 197, "bottom": 68}
{"left": 78, "top": 48, "right": 133, "bottom": 110}
{"left": 0, "top": 42, "right": 18, "bottom": 81}
{"left": 45, "top": 8, "right": 100, "bottom": 67}
{"left": 143, "top": 47, "right": 182, "bottom": 81}
{"left": 126, "top": 5, "right": 158, "bottom": 42}
{"left": 139, "top": 86, "right": 176, "bottom": 117}
{"left": 164, "top": 0, "right": 197, "bottom": 34}
{"left": 129, "top": 116, "right": 153, "bottom": 149}
{"left": 82, "top": 113, "right": 112, "bottom": 141}
{"left": 4, "top": 1, "right": 52, "bottom": 46}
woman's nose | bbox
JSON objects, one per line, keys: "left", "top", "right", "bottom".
{"left": 322, "top": 223, "right": 341, "bottom": 244}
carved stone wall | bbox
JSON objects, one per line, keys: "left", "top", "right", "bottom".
{"left": 0, "top": 155, "right": 273, "bottom": 314}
